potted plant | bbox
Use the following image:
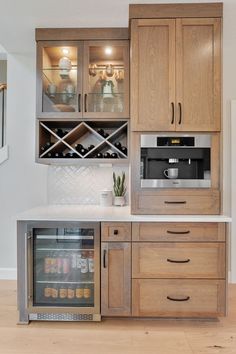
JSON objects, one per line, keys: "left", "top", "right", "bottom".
{"left": 113, "top": 171, "right": 126, "bottom": 206}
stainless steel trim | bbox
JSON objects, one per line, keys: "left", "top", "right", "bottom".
{"left": 141, "top": 134, "right": 211, "bottom": 148}
{"left": 141, "top": 179, "right": 211, "bottom": 188}
{"left": 36, "top": 235, "right": 94, "bottom": 240}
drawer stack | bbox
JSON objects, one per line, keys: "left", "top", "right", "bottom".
{"left": 132, "top": 222, "right": 226, "bottom": 317}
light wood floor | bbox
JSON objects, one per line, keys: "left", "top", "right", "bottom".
{"left": 1, "top": 281, "right": 236, "bottom": 354}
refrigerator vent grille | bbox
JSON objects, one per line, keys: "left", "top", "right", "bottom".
{"left": 29, "top": 313, "right": 93, "bottom": 321}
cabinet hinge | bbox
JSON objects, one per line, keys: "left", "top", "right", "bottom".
{"left": 25, "top": 231, "right": 32, "bottom": 239}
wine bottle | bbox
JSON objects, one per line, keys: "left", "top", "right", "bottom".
{"left": 88, "top": 144, "right": 95, "bottom": 151}
{"left": 103, "top": 132, "right": 109, "bottom": 139}
{"left": 111, "top": 152, "right": 118, "bottom": 158}
{"left": 80, "top": 148, "right": 88, "bottom": 155}
{"left": 96, "top": 153, "right": 103, "bottom": 158}
{"left": 45, "top": 152, "right": 53, "bottom": 158}
{"left": 97, "top": 128, "right": 104, "bottom": 137}
{"left": 114, "top": 142, "right": 122, "bottom": 149}
{"left": 54, "top": 128, "right": 64, "bottom": 138}
{"left": 103, "top": 152, "right": 111, "bottom": 158}
{"left": 74, "top": 144, "right": 83, "bottom": 152}
{"left": 121, "top": 146, "right": 127, "bottom": 155}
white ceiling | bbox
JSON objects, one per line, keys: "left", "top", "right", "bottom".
{"left": 0, "top": 0, "right": 220, "bottom": 53}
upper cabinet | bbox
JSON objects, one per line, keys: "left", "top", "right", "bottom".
{"left": 36, "top": 36, "right": 129, "bottom": 119}
{"left": 130, "top": 13, "right": 222, "bottom": 132}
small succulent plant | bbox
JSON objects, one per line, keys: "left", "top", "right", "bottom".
{"left": 113, "top": 171, "right": 126, "bottom": 197}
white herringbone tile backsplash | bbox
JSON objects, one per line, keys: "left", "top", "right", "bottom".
{"left": 48, "top": 165, "right": 129, "bottom": 205}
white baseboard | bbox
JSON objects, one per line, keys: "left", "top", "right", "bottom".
{"left": 0, "top": 268, "right": 17, "bottom": 280}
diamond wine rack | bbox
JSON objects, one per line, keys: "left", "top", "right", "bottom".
{"left": 37, "top": 120, "right": 129, "bottom": 164}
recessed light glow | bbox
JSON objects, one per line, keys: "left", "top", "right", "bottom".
{"left": 105, "top": 47, "right": 112, "bottom": 55}
{"left": 62, "top": 48, "right": 69, "bottom": 55}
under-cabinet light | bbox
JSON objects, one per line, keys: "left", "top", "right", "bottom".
{"left": 62, "top": 48, "right": 69, "bottom": 55}
{"left": 104, "top": 47, "right": 112, "bottom": 55}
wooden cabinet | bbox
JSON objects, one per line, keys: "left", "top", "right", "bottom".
{"left": 101, "top": 222, "right": 131, "bottom": 316}
{"left": 36, "top": 38, "right": 129, "bottom": 119}
{"left": 131, "top": 17, "right": 221, "bottom": 132}
{"left": 132, "top": 279, "right": 226, "bottom": 317}
{"left": 131, "top": 222, "right": 227, "bottom": 318}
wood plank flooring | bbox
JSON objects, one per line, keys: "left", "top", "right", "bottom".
{"left": 0, "top": 281, "right": 236, "bottom": 354}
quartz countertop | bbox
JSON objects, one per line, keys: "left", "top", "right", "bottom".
{"left": 16, "top": 205, "right": 231, "bottom": 222}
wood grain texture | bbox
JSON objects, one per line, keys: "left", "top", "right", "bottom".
{"left": 132, "top": 242, "right": 225, "bottom": 279}
{"left": 132, "top": 222, "right": 226, "bottom": 242}
{"left": 36, "top": 28, "right": 129, "bottom": 41}
{"left": 131, "top": 19, "right": 175, "bottom": 131}
{"left": 176, "top": 18, "right": 221, "bottom": 132}
{"left": 132, "top": 279, "right": 226, "bottom": 317}
{"left": 101, "top": 242, "right": 131, "bottom": 316}
{"left": 101, "top": 222, "right": 131, "bottom": 242}
{"left": 129, "top": 3, "right": 223, "bottom": 19}
{"left": 2, "top": 281, "right": 236, "bottom": 353}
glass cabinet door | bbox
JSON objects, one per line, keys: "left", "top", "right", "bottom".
{"left": 31, "top": 226, "right": 99, "bottom": 309}
{"left": 83, "top": 40, "right": 129, "bottom": 118}
{"left": 38, "top": 41, "right": 83, "bottom": 117}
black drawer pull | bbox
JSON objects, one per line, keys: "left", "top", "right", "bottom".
{"left": 171, "top": 102, "right": 175, "bottom": 124}
{"left": 78, "top": 93, "right": 81, "bottom": 112}
{"left": 114, "top": 229, "right": 119, "bottom": 235}
{"left": 103, "top": 249, "right": 107, "bottom": 268}
{"left": 167, "top": 295, "right": 190, "bottom": 302}
{"left": 167, "top": 258, "right": 190, "bottom": 264}
{"left": 167, "top": 230, "right": 190, "bottom": 235}
{"left": 164, "top": 201, "right": 186, "bottom": 204}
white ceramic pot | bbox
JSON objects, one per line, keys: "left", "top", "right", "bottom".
{"left": 100, "top": 190, "right": 113, "bottom": 207}
{"left": 114, "top": 196, "right": 125, "bottom": 207}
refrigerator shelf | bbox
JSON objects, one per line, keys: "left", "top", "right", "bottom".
{"left": 36, "top": 280, "right": 94, "bottom": 284}
{"left": 36, "top": 248, "right": 94, "bottom": 251}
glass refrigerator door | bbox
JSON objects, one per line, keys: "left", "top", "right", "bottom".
{"left": 32, "top": 227, "right": 96, "bottom": 308}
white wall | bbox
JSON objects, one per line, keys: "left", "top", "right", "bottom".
{"left": 0, "top": 0, "right": 235, "bottom": 279}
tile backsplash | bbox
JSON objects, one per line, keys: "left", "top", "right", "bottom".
{"left": 47, "top": 165, "right": 129, "bottom": 205}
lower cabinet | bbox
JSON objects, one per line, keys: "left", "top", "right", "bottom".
{"left": 132, "top": 279, "right": 226, "bottom": 317}
{"left": 101, "top": 242, "right": 131, "bottom": 316}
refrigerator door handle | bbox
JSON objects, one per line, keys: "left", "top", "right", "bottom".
{"left": 25, "top": 231, "right": 33, "bottom": 306}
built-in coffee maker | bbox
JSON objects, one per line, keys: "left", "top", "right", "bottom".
{"left": 140, "top": 134, "right": 211, "bottom": 188}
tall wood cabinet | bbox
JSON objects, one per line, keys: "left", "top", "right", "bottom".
{"left": 131, "top": 17, "right": 221, "bottom": 132}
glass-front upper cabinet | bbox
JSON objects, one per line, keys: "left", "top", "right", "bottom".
{"left": 83, "top": 41, "right": 129, "bottom": 119}
{"left": 37, "top": 41, "right": 83, "bottom": 118}
{"left": 37, "top": 40, "right": 129, "bottom": 119}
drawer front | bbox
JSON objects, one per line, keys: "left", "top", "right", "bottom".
{"left": 101, "top": 222, "right": 131, "bottom": 242}
{"left": 132, "top": 223, "right": 226, "bottom": 242}
{"left": 137, "top": 193, "right": 220, "bottom": 215}
{"left": 132, "top": 279, "right": 226, "bottom": 317}
{"left": 132, "top": 243, "right": 225, "bottom": 279}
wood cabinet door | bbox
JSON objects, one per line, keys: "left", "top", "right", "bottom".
{"left": 101, "top": 242, "right": 131, "bottom": 316}
{"left": 176, "top": 18, "right": 221, "bottom": 131}
{"left": 131, "top": 19, "right": 176, "bottom": 131}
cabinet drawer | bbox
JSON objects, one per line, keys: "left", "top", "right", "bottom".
{"left": 132, "top": 243, "right": 225, "bottom": 279}
{"left": 101, "top": 222, "right": 131, "bottom": 242}
{"left": 132, "top": 223, "right": 225, "bottom": 242}
{"left": 132, "top": 279, "right": 226, "bottom": 317}
{"left": 137, "top": 193, "right": 220, "bottom": 215}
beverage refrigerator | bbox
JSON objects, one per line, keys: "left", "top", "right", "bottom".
{"left": 17, "top": 221, "right": 100, "bottom": 322}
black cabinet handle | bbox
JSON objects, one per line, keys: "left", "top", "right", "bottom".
{"left": 178, "top": 102, "right": 182, "bottom": 125}
{"left": 167, "top": 258, "right": 190, "bottom": 264}
{"left": 167, "top": 296, "right": 190, "bottom": 302}
{"left": 78, "top": 93, "right": 81, "bottom": 112}
{"left": 103, "top": 249, "right": 107, "bottom": 268}
{"left": 84, "top": 94, "right": 88, "bottom": 112}
{"left": 167, "top": 230, "right": 190, "bottom": 235}
{"left": 164, "top": 201, "right": 186, "bottom": 204}
{"left": 171, "top": 102, "right": 175, "bottom": 124}
{"left": 114, "top": 230, "right": 119, "bottom": 235}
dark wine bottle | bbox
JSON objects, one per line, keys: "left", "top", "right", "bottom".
{"left": 103, "top": 132, "right": 109, "bottom": 139}
{"left": 114, "top": 141, "right": 122, "bottom": 149}
{"left": 88, "top": 144, "right": 95, "bottom": 151}
{"left": 54, "top": 152, "right": 62, "bottom": 158}
{"left": 74, "top": 143, "right": 83, "bottom": 152}
{"left": 45, "top": 152, "right": 53, "bottom": 158}
{"left": 80, "top": 148, "right": 88, "bottom": 155}
{"left": 121, "top": 146, "right": 127, "bottom": 155}
{"left": 111, "top": 152, "right": 118, "bottom": 158}
{"left": 103, "top": 152, "right": 111, "bottom": 158}
{"left": 54, "top": 128, "right": 64, "bottom": 138}
{"left": 96, "top": 153, "right": 103, "bottom": 158}
{"left": 45, "top": 141, "right": 53, "bottom": 149}
{"left": 66, "top": 151, "right": 77, "bottom": 158}
{"left": 97, "top": 128, "right": 104, "bottom": 137}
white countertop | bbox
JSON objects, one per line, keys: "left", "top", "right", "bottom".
{"left": 16, "top": 205, "right": 231, "bottom": 222}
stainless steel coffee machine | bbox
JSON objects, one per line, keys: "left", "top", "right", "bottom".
{"left": 140, "top": 134, "right": 211, "bottom": 188}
